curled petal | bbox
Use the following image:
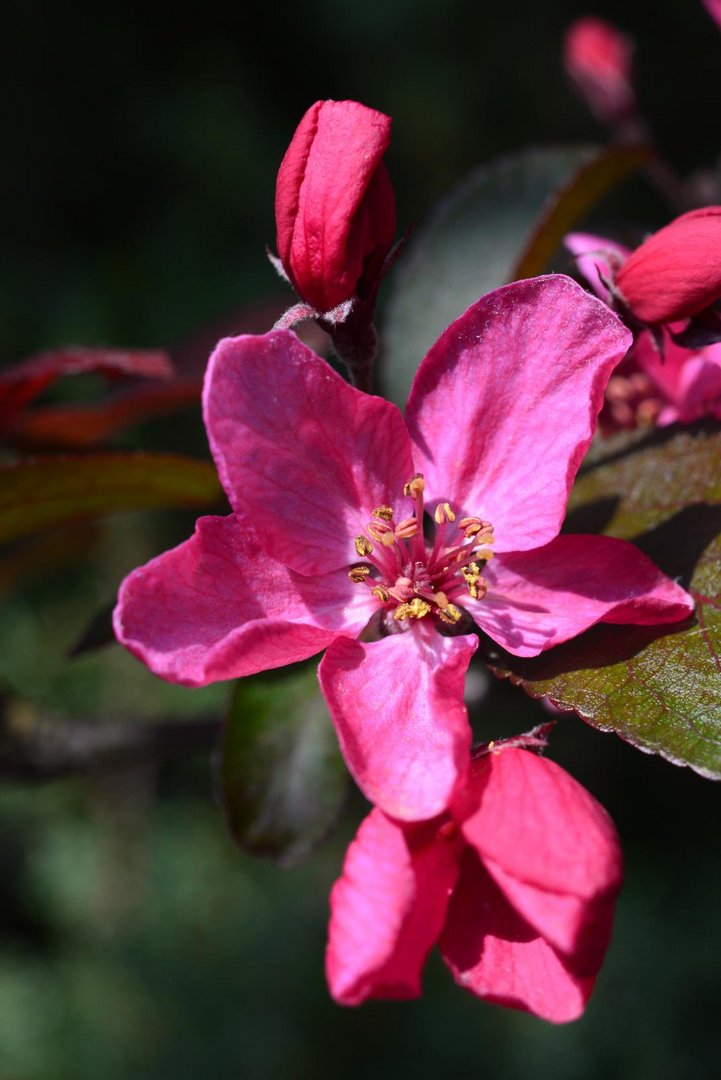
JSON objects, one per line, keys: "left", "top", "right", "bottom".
{"left": 327, "top": 810, "right": 461, "bottom": 1005}
{"left": 440, "top": 852, "right": 594, "bottom": 1024}
{"left": 318, "top": 628, "right": 476, "bottom": 821}
{"left": 459, "top": 749, "right": 622, "bottom": 971}
{"left": 114, "top": 515, "right": 373, "bottom": 686}
{"left": 471, "top": 533, "right": 694, "bottom": 657}
{"left": 204, "top": 331, "right": 414, "bottom": 576}
{"left": 406, "top": 276, "right": 632, "bottom": 554}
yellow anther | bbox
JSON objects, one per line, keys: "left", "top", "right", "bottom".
{"left": 475, "top": 547, "right": 494, "bottom": 561}
{"left": 434, "top": 590, "right": 450, "bottom": 609}
{"left": 371, "top": 585, "right": 390, "bottom": 602}
{"left": 393, "top": 597, "right": 431, "bottom": 621}
{"left": 348, "top": 565, "right": 371, "bottom": 583}
{"left": 434, "top": 501, "right": 456, "bottom": 525}
{"left": 461, "top": 562, "right": 481, "bottom": 584}
{"left": 468, "top": 579, "right": 488, "bottom": 601}
{"left": 372, "top": 505, "right": 394, "bottom": 521}
{"left": 354, "top": 535, "right": 373, "bottom": 557}
{"left": 403, "top": 473, "right": 425, "bottom": 498}
{"left": 463, "top": 522, "right": 482, "bottom": 537}
{"left": 438, "top": 604, "right": 462, "bottom": 624}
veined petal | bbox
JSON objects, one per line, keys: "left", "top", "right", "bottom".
{"left": 459, "top": 749, "right": 622, "bottom": 971}
{"left": 470, "top": 534, "right": 693, "bottom": 657}
{"left": 114, "top": 515, "right": 373, "bottom": 687}
{"left": 440, "top": 852, "right": 594, "bottom": 1023}
{"left": 204, "top": 331, "right": 414, "bottom": 576}
{"left": 326, "top": 811, "right": 461, "bottom": 1005}
{"left": 406, "top": 276, "right": 632, "bottom": 554}
{"left": 318, "top": 628, "right": 476, "bottom": 821}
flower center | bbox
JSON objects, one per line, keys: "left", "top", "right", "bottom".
{"left": 347, "top": 473, "right": 494, "bottom": 626}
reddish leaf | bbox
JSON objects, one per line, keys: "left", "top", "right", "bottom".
{"left": 0, "top": 453, "right": 223, "bottom": 542}
{"left": 0, "top": 346, "right": 173, "bottom": 428}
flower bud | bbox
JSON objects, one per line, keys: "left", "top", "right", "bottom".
{"left": 616, "top": 207, "right": 721, "bottom": 325}
{"left": 564, "top": 16, "right": 635, "bottom": 126}
{"left": 274, "top": 100, "right": 396, "bottom": 314}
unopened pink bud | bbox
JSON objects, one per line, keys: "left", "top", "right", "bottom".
{"left": 274, "top": 100, "right": 396, "bottom": 314}
{"left": 616, "top": 207, "right": 721, "bottom": 325}
{"left": 564, "top": 16, "right": 635, "bottom": 125}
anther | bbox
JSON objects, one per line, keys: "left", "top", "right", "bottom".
{"left": 354, "top": 535, "right": 373, "bottom": 557}
{"left": 367, "top": 521, "right": 394, "bottom": 544}
{"left": 438, "top": 604, "right": 462, "bottom": 624}
{"left": 371, "top": 584, "right": 390, "bottom": 602}
{"left": 394, "top": 516, "right": 418, "bottom": 539}
{"left": 434, "top": 502, "right": 456, "bottom": 525}
{"left": 403, "top": 473, "right": 425, "bottom": 498}
{"left": 348, "top": 565, "right": 370, "bottom": 583}
{"left": 372, "top": 505, "right": 394, "bottom": 521}
{"left": 393, "top": 597, "right": 431, "bottom": 621}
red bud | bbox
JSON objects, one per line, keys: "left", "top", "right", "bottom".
{"left": 616, "top": 207, "right": 721, "bottom": 324}
{"left": 564, "top": 17, "right": 635, "bottom": 125}
{"left": 274, "top": 100, "right": 396, "bottom": 314}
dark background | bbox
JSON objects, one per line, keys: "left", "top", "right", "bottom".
{"left": 0, "top": 1, "right": 719, "bottom": 1077}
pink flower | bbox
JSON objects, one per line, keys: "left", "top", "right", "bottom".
{"left": 564, "top": 16, "right": 636, "bottom": 126}
{"left": 567, "top": 230, "right": 721, "bottom": 429}
{"left": 327, "top": 744, "right": 622, "bottom": 1023}
{"left": 114, "top": 275, "right": 693, "bottom": 822}
{"left": 274, "top": 99, "right": 396, "bottom": 315}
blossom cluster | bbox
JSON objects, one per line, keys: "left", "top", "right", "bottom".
{"left": 114, "top": 82, "right": 710, "bottom": 1024}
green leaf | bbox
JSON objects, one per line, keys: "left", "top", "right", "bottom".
{"left": 383, "top": 145, "right": 608, "bottom": 405}
{"left": 484, "top": 424, "right": 721, "bottom": 780}
{"left": 0, "top": 453, "right": 223, "bottom": 542}
{"left": 219, "top": 665, "right": 348, "bottom": 866}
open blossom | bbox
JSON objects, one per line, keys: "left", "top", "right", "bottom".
{"left": 114, "top": 274, "right": 693, "bottom": 822}
{"left": 567, "top": 230, "right": 721, "bottom": 429}
{"left": 327, "top": 744, "right": 622, "bottom": 1024}
{"left": 564, "top": 16, "right": 636, "bottom": 126}
{"left": 274, "top": 99, "right": 396, "bottom": 315}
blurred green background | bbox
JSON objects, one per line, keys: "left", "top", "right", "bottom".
{"left": 1, "top": 1, "right": 720, "bottom": 1076}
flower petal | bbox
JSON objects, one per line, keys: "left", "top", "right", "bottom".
{"left": 318, "top": 627, "right": 476, "bottom": 820}
{"left": 204, "top": 331, "right": 414, "bottom": 576}
{"left": 459, "top": 749, "right": 621, "bottom": 971}
{"left": 327, "top": 810, "right": 461, "bottom": 1005}
{"left": 564, "top": 231, "right": 630, "bottom": 302}
{"left": 406, "top": 276, "right": 632, "bottom": 553}
{"left": 114, "top": 515, "right": 373, "bottom": 687}
{"left": 440, "top": 851, "right": 594, "bottom": 1023}
{"left": 470, "top": 533, "right": 693, "bottom": 657}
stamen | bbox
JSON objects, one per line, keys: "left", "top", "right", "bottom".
{"left": 434, "top": 502, "right": 456, "bottom": 525}
{"left": 393, "top": 597, "right": 432, "bottom": 621}
{"left": 395, "top": 516, "right": 418, "bottom": 540}
{"left": 403, "top": 473, "right": 425, "bottom": 499}
{"left": 372, "top": 505, "right": 394, "bottom": 521}
{"left": 371, "top": 584, "right": 390, "bottom": 602}
{"left": 354, "top": 535, "right": 373, "bottom": 557}
{"left": 367, "top": 521, "right": 396, "bottom": 545}
{"left": 348, "top": 565, "right": 370, "bottom": 583}
{"left": 438, "top": 604, "right": 462, "bottom": 624}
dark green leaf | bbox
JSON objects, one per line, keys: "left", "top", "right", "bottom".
{"left": 484, "top": 424, "right": 721, "bottom": 780}
{"left": 382, "top": 145, "right": 598, "bottom": 405}
{"left": 0, "top": 453, "right": 223, "bottom": 542}
{"left": 219, "top": 665, "right": 348, "bottom": 866}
